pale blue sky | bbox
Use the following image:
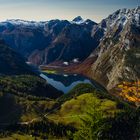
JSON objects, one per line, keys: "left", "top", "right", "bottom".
{"left": 0, "top": 0, "right": 139, "bottom": 22}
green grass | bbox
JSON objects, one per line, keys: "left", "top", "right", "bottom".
{"left": 48, "top": 93, "right": 121, "bottom": 128}
{"left": 0, "top": 74, "right": 63, "bottom": 125}
{"left": 19, "top": 99, "right": 56, "bottom": 122}
{"left": 0, "top": 93, "right": 56, "bottom": 123}
{"left": 0, "top": 134, "right": 41, "bottom": 140}
{"left": 42, "top": 69, "right": 57, "bottom": 74}
{"left": 0, "top": 75, "right": 63, "bottom": 99}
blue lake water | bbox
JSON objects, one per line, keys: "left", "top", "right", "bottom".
{"left": 40, "top": 73, "right": 105, "bottom": 93}
{"left": 40, "top": 73, "right": 92, "bottom": 93}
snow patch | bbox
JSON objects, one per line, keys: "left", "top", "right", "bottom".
{"left": 63, "top": 62, "right": 69, "bottom": 66}
{"left": 73, "top": 58, "right": 79, "bottom": 63}
{"left": 63, "top": 74, "right": 68, "bottom": 77}
{"left": 124, "top": 38, "right": 130, "bottom": 50}
{"left": 135, "top": 13, "right": 139, "bottom": 22}
{"left": 71, "top": 20, "right": 85, "bottom": 25}
{"left": 2, "top": 19, "right": 47, "bottom": 28}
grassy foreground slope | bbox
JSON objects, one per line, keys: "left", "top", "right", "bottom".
{"left": 0, "top": 83, "right": 140, "bottom": 140}
{"left": 47, "top": 83, "right": 140, "bottom": 140}
{"left": 48, "top": 93, "right": 120, "bottom": 127}
{"left": 0, "top": 75, "right": 63, "bottom": 124}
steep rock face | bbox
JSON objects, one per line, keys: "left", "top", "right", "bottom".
{"left": 88, "top": 7, "right": 140, "bottom": 90}
{"left": 29, "top": 23, "right": 98, "bottom": 64}
{"left": 0, "top": 40, "right": 33, "bottom": 75}
{"left": 0, "top": 18, "right": 99, "bottom": 65}
{"left": 0, "top": 20, "right": 52, "bottom": 57}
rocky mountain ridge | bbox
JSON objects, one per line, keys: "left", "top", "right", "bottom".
{"left": 87, "top": 6, "right": 140, "bottom": 90}
{"left": 0, "top": 17, "right": 99, "bottom": 65}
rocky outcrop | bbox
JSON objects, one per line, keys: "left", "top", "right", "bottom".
{"left": 89, "top": 7, "right": 140, "bottom": 90}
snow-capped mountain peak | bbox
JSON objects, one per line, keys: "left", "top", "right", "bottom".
{"left": 97, "top": 6, "right": 140, "bottom": 36}
{"left": 108, "top": 7, "right": 140, "bottom": 27}
{"left": 73, "top": 16, "right": 83, "bottom": 22}
{"left": 72, "top": 16, "right": 85, "bottom": 24}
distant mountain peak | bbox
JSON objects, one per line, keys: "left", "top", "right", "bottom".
{"left": 73, "top": 16, "right": 84, "bottom": 22}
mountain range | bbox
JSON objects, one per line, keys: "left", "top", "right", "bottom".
{"left": 0, "top": 6, "right": 139, "bottom": 96}
{"left": 0, "top": 17, "right": 99, "bottom": 65}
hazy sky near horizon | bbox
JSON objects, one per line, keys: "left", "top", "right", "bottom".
{"left": 0, "top": 0, "right": 139, "bottom": 23}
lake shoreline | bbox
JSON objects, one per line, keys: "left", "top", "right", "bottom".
{"left": 40, "top": 65, "right": 108, "bottom": 94}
